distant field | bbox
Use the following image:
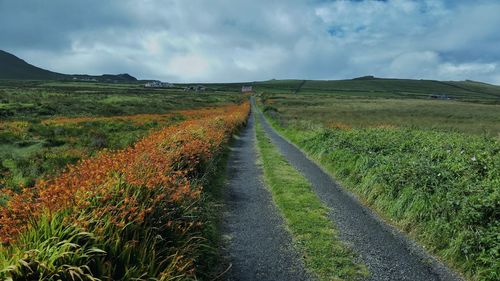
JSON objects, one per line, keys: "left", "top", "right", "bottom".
{"left": 0, "top": 80, "right": 243, "bottom": 119}
{"left": 0, "top": 79, "right": 249, "bottom": 279}
{"left": 255, "top": 78, "right": 500, "bottom": 103}
{"left": 0, "top": 80, "right": 244, "bottom": 190}
{"left": 256, "top": 79, "right": 500, "bottom": 280}
{"left": 252, "top": 77, "right": 500, "bottom": 137}
{"left": 261, "top": 93, "right": 500, "bottom": 137}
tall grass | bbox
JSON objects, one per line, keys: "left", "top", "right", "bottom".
{"left": 269, "top": 118, "right": 499, "bottom": 281}
{"left": 259, "top": 93, "right": 500, "bottom": 137}
{"left": 0, "top": 102, "right": 250, "bottom": 280}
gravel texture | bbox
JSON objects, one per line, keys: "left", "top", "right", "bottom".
{"left": 221, "top": 109, "right": 311, "bottom": 281}
{"left": 253, "top": 97, "right": 463, "bottom": 281}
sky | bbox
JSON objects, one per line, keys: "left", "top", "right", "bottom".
{"left": 1, "top": 0, "right": 500, "bottom": 84}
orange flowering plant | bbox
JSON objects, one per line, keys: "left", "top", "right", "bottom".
{"left": 0, "top": 101, "right": 249, "bottom": 279}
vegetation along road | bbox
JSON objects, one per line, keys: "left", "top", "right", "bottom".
{"left": 221, "top": 97, "right": 464, "bottom": 280}
{"left": 221, "top": 109, "right": 311, "bottom": 281}
{"left": 1, "top": 77, "right": 497, "bottom": 280}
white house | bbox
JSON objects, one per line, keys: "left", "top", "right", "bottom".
{"left": 241, "top": 85, "right": 253, "bottom": 92}
{"left": 145, "top": 81, "right": 174, "bottom": 88}
{"left": 184, "top": 85, "right": 207, "bottom": 92}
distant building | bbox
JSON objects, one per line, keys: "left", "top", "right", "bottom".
{"left": 72, "top": 77, "right": 97, "bottom": 82}
{"left": 429, "top": 94, "right": 451, "bottom": 100}
{"left": 184, "top": 85, "right": 207, "bottom": 92}
{"left": 241, "top": 85, "right": 253, "bottom": 93}
{"left": 144, "top": 81, "right": 174, "bottom": 88}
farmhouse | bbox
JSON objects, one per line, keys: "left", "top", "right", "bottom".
{"left": 72, "top": 77, "right": 97, "bottom": 82}
{"left": 241, "top": 85, "right": 253, "bottom": 92}
{"left": 184, "top": 85, "right": 207, "bottom": 92}
{"left": 429, "top": 94, "right": 451, "bottom": 100}
{"left": 144, "top": 81, "right": 174, "bottom": 88}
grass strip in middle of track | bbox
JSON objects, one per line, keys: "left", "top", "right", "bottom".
{"left": 254, "top": 116, "right": 368, "bottom": 281}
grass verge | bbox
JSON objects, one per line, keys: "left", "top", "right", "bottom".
{"left": 254, "top": 116, "right": 368, "bottom": 281}
{"left": 259, "top": 107, "right": 499, "bottom": 281}
{"left": 196, "top": 119, "right": 248, "bottom": 280}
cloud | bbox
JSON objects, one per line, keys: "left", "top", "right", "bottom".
{"left": 166, "top": 54, "right": 211, "bottom": 79}
{"left": 438, "top": 62, "right": 497, "bottom": 78}
{"left": 0, "top": 0, "right": 499, "bottom": 84}
{"left": 389, "top": 51, "right": 440, "bottom": 77}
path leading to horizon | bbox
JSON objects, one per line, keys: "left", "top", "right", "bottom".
{"left": 221, "top": 99, "right": 462, "bottom": 281}
{"left": 220, "top": 110, "right": 311, "bottom": 281}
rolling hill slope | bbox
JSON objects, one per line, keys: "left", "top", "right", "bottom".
{"left": 0, "top": 50, "right": 66, "bottom": 80}
{"left": 0, "top": 50, "right": 137, "bottom": 82}
{"left": 252, "top": 77, "right": 500, "bottom": 103}
{"left": 187, "top": 77, "right": 500, "bottom": 103}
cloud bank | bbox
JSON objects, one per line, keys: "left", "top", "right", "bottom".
{"left": 1, "top": 0, "right": 499, "bottom": 84}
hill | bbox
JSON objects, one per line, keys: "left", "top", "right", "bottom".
{"left": 70, "top": 73, "right": 138, "bottom": 83}
{"left": 0, "top": 50, "right": 137, "bottom": 82}
{"left": 251, "top": 77, "right": 500, "bottom": 103}
{"left": 180, "top": 77, "right": 500, "bottom": 103}
{"left": 0, "top": 50, "right": 66, "bottom": 80}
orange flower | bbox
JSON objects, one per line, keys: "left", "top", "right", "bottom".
{"left": 0, "top": 101, "right": 250, "bottom": 243}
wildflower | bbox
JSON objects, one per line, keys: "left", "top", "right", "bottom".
{"left": 0, "top": 101, "right": 250, "bottom": 243}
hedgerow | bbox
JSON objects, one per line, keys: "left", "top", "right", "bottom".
{"left": 277, "top": 124, "right": 499, "bottom": 281}
{"left": 0, "top": 101, "right": 249, "bottom": 280}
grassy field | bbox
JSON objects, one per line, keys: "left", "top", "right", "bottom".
{"left": 1, "top": 77, "right": 499, "bottom": 279}
{"left": 254, "top": 78, "right": 500, "bottom": 102}
{"left": 0, "top": 80, "right": 250, "bottom": 279}
{"left": 0, "top": 80, "right": 242, "bottom": 119}
{"left": 0, "top": 80, "right": 245, "bottom": 191}
{"left": 257, "top": 82, "right": 500, "bottom": 281}
{"left": 0, "top": 79, "right": 250, "bottom": 280}
{"left": 260, "top": 93, "right": 500, "bottom": 137}
{"left": 255, "top": 77, "right": 500, "bottom": 137}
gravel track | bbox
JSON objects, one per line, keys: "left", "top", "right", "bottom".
{"left": 253, "top": 97, "right": 462, "bottom": 281}
{"left": 221, "top": 110, "right": 311, "bottom": 281}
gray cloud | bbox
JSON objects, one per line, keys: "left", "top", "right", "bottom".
{"left": 1, "top": 0, "right": 499, "bottom": 84}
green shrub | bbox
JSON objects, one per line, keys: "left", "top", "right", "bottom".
{"left": 275, "top": 122, "right": 500, "bottom": 281}
{"left": 0, "top": 212, "right": 105, "bottom": 280}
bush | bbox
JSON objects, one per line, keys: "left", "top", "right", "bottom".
{"left": 0, "top": 102, "right": 250, "bottom": 280}
{"left": 281, "top": 125, "right": 500, "bottom": 280}
{"left": 0, "top": 213, "right": 105, "bottom": 280}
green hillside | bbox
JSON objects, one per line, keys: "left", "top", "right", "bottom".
{"left": 0, "top": 50, "right": 137, "bottom": 82}
{"left": 253, "top": 77, "right": 500, "bottom": 103}
{"left": 0, "top": 50, "right": 66, "bottom": 80}
{"left": 190, "top": 77, "right": 500, "bottom": 103}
